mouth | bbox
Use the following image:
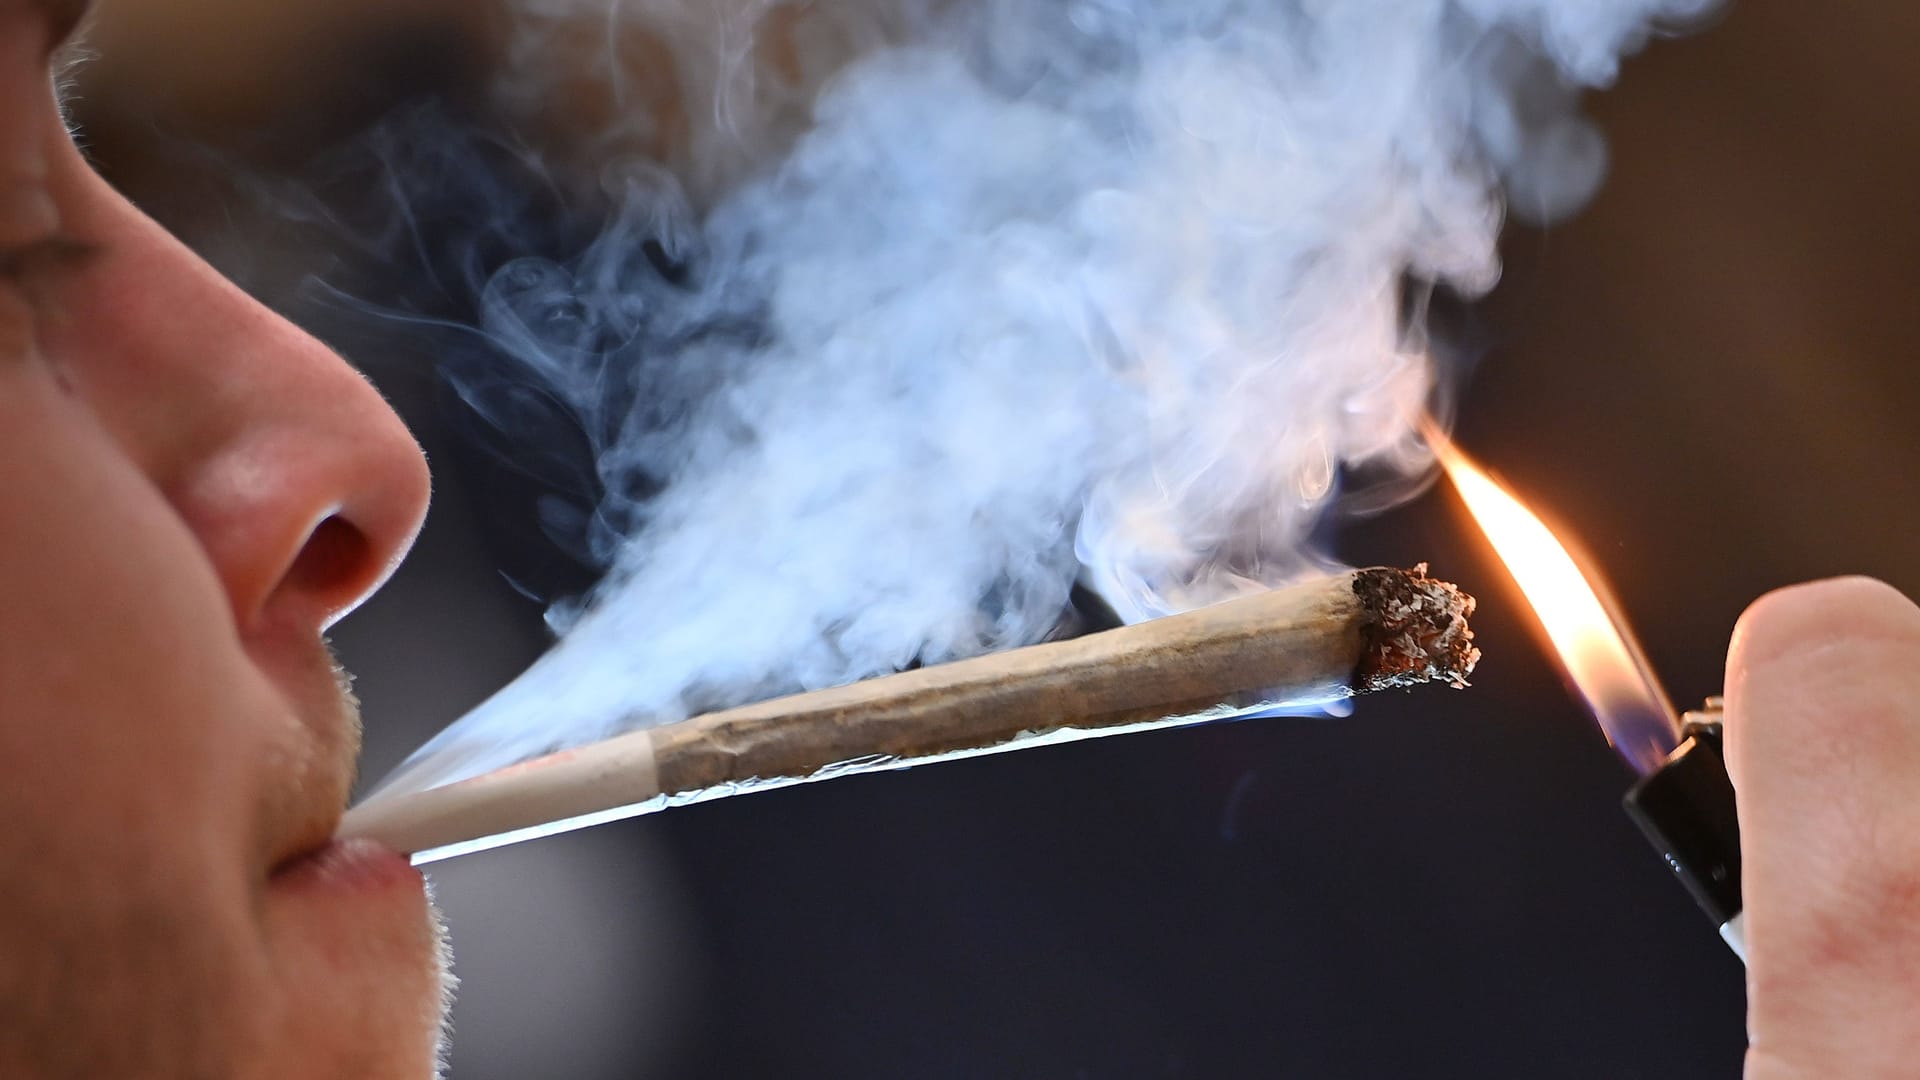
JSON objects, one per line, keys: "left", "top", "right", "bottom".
{"left": 268, "top": 835, "right": 423, "bottom": 894}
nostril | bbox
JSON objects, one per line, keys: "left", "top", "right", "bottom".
{"left": 281, "top": 515, "right": 377, "bottom": 621}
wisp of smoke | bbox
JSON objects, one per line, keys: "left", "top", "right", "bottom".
{"left": 371, "top": 0, "right": 1715, "bottom": 799}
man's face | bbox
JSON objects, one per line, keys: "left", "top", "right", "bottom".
{"left": 0, "top": 2, "right": 445, "bottom": 1076}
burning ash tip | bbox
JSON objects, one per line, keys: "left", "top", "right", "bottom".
{"left": 1351, "top": 564, "right": 1480, "bottom": 693}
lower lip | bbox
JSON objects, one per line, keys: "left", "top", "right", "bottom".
{"left": 270, "top": 836, "right": 423, "bottom": 895}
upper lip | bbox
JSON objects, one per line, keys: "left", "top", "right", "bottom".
{"left": 259, "top": 652, "right": 363, "bottom": 881}
{"left": 266, "top": 764, "right": 352, "bottom": 880}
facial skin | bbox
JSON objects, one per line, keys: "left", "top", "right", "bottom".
{"left": 0, "top": 1, "right": 445, "bottom": 1077}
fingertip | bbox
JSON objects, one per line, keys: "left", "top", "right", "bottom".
{"left": 1725, "top": 579, "right": 1920, "bottom": 1070}
{"left": 1725, "top": 575, "right": 1920, "bottom": 781}
{"left": 1732, "top": 576, "right": 1919, "bottom": 672}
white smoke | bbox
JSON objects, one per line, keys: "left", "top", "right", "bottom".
{"left": 373, "top": 0, "right": 1715, "bottom": 797}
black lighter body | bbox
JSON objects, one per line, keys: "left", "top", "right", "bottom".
{"left": 1621, "top": 701, "right": 1746, "bottom": 960}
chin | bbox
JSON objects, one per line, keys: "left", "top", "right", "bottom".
{"left": 253, "top": 848, "right": 452, "bottom": 1079}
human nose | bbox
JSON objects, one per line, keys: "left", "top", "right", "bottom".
{"left": 65, "top": 195, "right": 431, "bottom": 634}
{"left": 167, "top": 358, "right": 432, "bottom": 632}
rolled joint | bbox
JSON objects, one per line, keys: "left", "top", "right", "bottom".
{"left": 1351, "top": 563, "right": 1481, "bottom": 692}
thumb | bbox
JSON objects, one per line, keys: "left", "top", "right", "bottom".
{"left": 1725, "top": 576, "right": 1920, "bottom": 1080}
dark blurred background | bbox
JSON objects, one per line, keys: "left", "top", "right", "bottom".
{"left": 69, "top": 1, "right": 1920, "bottom": 1075}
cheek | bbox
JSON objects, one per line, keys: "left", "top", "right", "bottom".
{"left": 0, "top": 858, "right": 271, "bottom": 1076}
{"left": 0, "top": 376, "right": 295, "bottom": 1054}
{"left": 0, "top": 372, "right": 272, "bottom": 838}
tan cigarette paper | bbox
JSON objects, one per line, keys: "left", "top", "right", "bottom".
{"left": 340, "top": 565, "right": 1476, "bottom": 863}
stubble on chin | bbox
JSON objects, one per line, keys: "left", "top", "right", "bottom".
{"left": 427, "top": 882, "right": 459, "bottom": 1079}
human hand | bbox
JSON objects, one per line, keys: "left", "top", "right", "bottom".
{"left": 1725, "top": 577, "right": 1920, "bottom": 1079}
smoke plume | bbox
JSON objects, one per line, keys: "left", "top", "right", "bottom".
{"left": 372, "top": 0, "right": 1714, "bottom": 797}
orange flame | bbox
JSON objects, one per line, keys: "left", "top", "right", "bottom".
{"left": 1428, "top": 430, "right": 1679, "bottom": 774}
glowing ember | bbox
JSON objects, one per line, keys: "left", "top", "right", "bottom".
{"left": 1430, "top": 434, "right": 1678, "bottom": 774}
